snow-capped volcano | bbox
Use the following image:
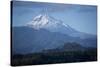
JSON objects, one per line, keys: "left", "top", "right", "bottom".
{"left": 26, "top": 14, "right": 78, "bottom": 35}
{"left": 27, "top": 14, "right": 49, "bottom": 29}
{"left": 27, "top": 14, "right": 70, "bottom": 29}
{"left": 12, "top": 14, "right": 97, "bottom": 54}
{"left": 26, "top": 14, "right": 95, "bottom": 39}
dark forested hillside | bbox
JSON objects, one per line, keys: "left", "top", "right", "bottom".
{"left": 11, "top": 42, "right": 97, "bottom": 66}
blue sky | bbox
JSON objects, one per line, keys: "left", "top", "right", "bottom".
{"left": 12, "top": 1, "right": 97, "bottom": 35}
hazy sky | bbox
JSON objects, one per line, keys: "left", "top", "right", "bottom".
{"left": 12, "top": 1, "right": 97, "bottom": 35}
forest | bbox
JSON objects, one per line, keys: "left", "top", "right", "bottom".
{"left": 11, "top": 42, "right": 97, "bottom": 66}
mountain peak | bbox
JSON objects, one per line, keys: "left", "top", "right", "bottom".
{"left": 26, "top": 14, "right": 87, "bottom": 38}
{"left": 26, "top": 14, "right": 71, "bottom": 30}
{"left": 26, "top": 14, "right": 49, "bottom": 29}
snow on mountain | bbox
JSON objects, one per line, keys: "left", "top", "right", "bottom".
{"left": 28, "top": 14, "right": 70, "bottom": 28}
{"left": 27, "top": 14, "right": 49, "bottom": 29}
{"left": 26, "top": 14, "right": 95, "bottom": 39}
{"left": 27, "top": 14, "right": 76, "bottom": 34}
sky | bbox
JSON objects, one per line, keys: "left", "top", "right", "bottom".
{"left": 12, "top": 1, "right": 97, "bottom": 35}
